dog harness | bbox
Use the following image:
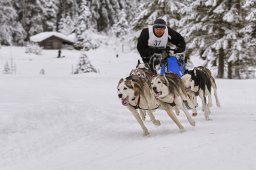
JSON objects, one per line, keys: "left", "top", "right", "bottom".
{"left": 160, "top": 96, "right": 176, "bottom": 107}
{"left": 130, "top": 95, "right": 159, "bottom": 110}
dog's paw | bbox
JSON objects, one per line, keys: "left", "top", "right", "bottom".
{"left": 175, "top": 109, "right": 180, "bottom": 116}
{"left": 143, "top": 130, "right": 150, "bottom": 136}
{"left": 205, "top": 116, "right": 210, "bottom": 120}
{"left": 153, "top": 120, "right": 161, "bottom": 126}
{"left": 190, "top": 120, "right": 196, "bottom": 126}
{"left": 216, "top": 102, "right": 221, "bottom": 108}
{"left": 205, "top": 117, "right": 212, "bottom": 121}
{"left": 179, "top": 128, "right": 186, "bottom": 133}
{"left": 209, "top": 110, "right": 212, "bottom": 115}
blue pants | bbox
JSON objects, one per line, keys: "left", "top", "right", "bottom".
{"left": 160, "top": 56, "right": 185, "bottom": 77}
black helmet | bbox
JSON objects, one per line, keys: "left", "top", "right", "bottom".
{"left": 153, "top": 18, "right": 166, "bottom": 29}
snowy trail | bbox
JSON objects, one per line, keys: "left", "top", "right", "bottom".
{"left": 2, "top": 78, "right": 256, "bottom": 170}
{"left": 0, "top": 47, "right": 256, "bottom": 170}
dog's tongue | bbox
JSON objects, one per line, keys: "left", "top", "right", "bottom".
{"left": 122, "top": 97, "right": 129, "bottom": 106}
{"left": 155, "top": 91, "right": 162, "bottom": 97}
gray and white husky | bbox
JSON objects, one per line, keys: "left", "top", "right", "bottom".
{"left": 150, "top": 73, "right": 196, "bottom": 131}
{"left": 117, "top": 75, "right": 160, "bottom": 136}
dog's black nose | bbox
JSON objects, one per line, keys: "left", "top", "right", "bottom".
{"left": 152, "top": 87, "right": 157, "bottom": 91}
{"left": 118, "top": 94, "right": 122, "bottom": 98}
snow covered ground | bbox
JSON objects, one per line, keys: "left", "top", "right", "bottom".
{"left": 0, "top": 45, "right": 256, "bottom": 170}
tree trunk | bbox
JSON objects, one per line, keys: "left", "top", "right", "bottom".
{"left": 22, "top": 0, "right": 29, "bottom": 41}
{"left": 228, "top": 62, "right": 232, "bottom": 79}
{"left": 217, "top": 48, "right": 225, "bottom": 78}
{"left": 234, "top": 64, "right": 241, "bottom": 79}
{"left": 21, "top": 0, "right": 26, "bottom": 27}
{"left": 226, "top": 0, "right": 233, "bottom": 79}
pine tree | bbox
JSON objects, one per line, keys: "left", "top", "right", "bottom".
{"left": 0, "top": 0, "right": 25, "bottom": 45}
{"left": 132, "top": 0, "right": 186, "bottom": 31}
{"left": 17, "top": 0, "right": 59, "bottom": 39}
{"left": 59, "top": 16, "right": 76, "bottom": 35}
{"left": 179, "top": 0, "right": 252, "bottom": 79}
{"left": 39, "top": 0, "right": 59, "bottom": 31}
{"left": 2, "top": 0, "right": 145, "bottom": 46}
{"left": 57, "top": 0, "right": 78, "bottom": 31}
{"left": 241, "top": 0, "right": 256, "bottom": 67}
{"left": 119, "top": 0, "right": 143, "bottom": 25}
{"left": 20, "top": 0, "right": 44, "bottom": 39}
{"left": 130, "top": 0, "right": 187, "bottom": 51}
{"left": 111, "top": 10, "right": 129, "bottom": 38}
{"left": 90, "top": 0, "right": 121, "bottom": 32}
{"left": 73, "top": 0, "right": 93, "bottom": 49}
{"left": 74, "top": 53, "right": 98, "bottom": 74}
{"left": 72, "top": 0, "right": 125, "bottom": 49}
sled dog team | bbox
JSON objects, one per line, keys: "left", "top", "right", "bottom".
{"left": 117, "top": 61, "right": 221, "bottom": 136}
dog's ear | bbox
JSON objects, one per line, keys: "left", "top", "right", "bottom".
{"left": 160, "top": 75, "right": 169, "bottom": 87}
{"left": 133, "top": 81, "right": 143, "bottom": 96}
{"left": 149, "top": 75, "right": 157, "bottom": 87}
{"left": 118, "top": 78, "right": 124, "bottom": 86}
{"left": 136, "top": 60, "right": 141, "bottom": 68}
{"left": 138, "top": 70, "right": 146, "bottom": 78}
{"left": 129, "top": 69, "right": 135, "bottom": 76}
{"left": 125, "top": 78, "right": 134, "bottom": 89}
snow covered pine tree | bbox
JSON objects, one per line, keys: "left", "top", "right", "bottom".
{"left": 74, "top": 53, "right": 97, "bottom": 74}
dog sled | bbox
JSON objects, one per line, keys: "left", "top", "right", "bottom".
{"left": 149, "top": 48, "right": 187, "bottom": 77}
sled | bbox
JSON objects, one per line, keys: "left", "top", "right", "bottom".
{"left": 160, "top": 56, "right": 186, "bottom": 77}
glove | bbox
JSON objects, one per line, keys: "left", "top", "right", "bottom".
{"left": 142, "top": 56, "right": 150, "bottom": 63}
{"left": 174, "top": 47, "right": 182, "bottom": 54}
{"left": 153, "top": 57, "right": 160, "bottom": 66}
{"left": 152, "top": 53, "right": 162, "bottom": 64}
{"left": 165, "top": 46, "right": 171, "bottom": 52}
{"left": 149, "top": 53, "right": 162, "bottom": 71}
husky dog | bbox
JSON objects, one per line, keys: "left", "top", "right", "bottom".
{"left": 151, "top": 73, "right": 196, "bottom": 131}
{"left": 117, "top": 75, "right": 160, "bottom": 136}
{"left": 196, "top": 66, "right": 220, "bottom": 108}
{"left": 129, "top": 61, "right": 157, "bottom": 121}
{"left": 130, "top": 60, "right": 156, "bottom": 83}
{"left": 181, "top": 66, "right": 220, "bottom": 120}
{"left": 130, "top": 60, "right": 192, "bottom": 116}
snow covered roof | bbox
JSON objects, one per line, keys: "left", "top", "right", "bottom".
{"left": 30, "top": 32, "right": 75, "bottom": 43}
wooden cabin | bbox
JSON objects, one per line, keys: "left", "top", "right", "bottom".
{"left": 30, "top": 32, "right": 74, "bottom": 49}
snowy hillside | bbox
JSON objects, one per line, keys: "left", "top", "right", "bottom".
{"left": 0, "top": 46, "right": 256, "bottom": 170}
